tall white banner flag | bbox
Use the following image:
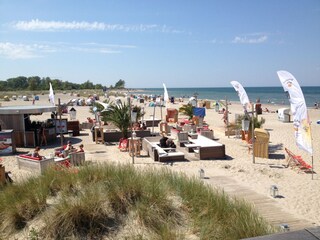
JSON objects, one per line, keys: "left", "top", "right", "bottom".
{"left": 277, "top": 70, "right": 312, "bottom": 154}
{"left": 49, "top": 83, "right": 55, "bottom": 106}
{"left": 230, "top": 81, "right": 250, "bottom": 112}
{"left": 163, "top": 83, "right": 169, "bottom": 106}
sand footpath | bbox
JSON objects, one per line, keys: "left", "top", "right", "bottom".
{"left": 1, "top": 93, "right": 319, "bottom": 228}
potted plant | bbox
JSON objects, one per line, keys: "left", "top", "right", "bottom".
{"left": 103, "top": 100, "right": 131, "bottom": 139}
{"left": 236, "top": 114, "right": 265, "bottom": 140}
{"left": 178, "top": 104, "right": 194, "bottom": 120}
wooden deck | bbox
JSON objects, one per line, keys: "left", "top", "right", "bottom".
{"left": 203, "top": 176, "right": 315, "bottom": 231}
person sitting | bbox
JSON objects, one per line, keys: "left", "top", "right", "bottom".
{"left": 166, "top": 139, "right": 176, "bottom": 148}
{"left": 64, "top": 141, "right": 74, "bottom": 151}
{"left": 32, "top": 146, "right": 44, "bottom": 159}
{"left": 160, "top": 136, "right": 168, "bottom": 148}
{"left": 141, "top": 122, "right": 147, "bottom": 130}
{"left": 76, "top": 144, "right": 84, "bottom": 153}
{"left": 56, "top": 141, "right": 74, "bottom": 157}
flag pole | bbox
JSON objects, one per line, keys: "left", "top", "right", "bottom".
{"left": 251, "top": 103, "right": 255, "bottom": 164}
{"left": 310, "top": 123, "right": 314, "bottom": 180}
{"left": 58, "top": 98, "right": 63, "bottom": 146}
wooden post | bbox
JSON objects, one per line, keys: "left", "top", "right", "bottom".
{"left": 226, "top": 97, "right": 229, "bottom": 138}
{"left": 128, "top": 96, "right": 134, "bottom": 164}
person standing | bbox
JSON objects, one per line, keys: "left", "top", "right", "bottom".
{"left": 222, "top": 108, "right": 228, "bottom": 126}
{"left": 40, "top": 123, "right": 47, "bottom": 146}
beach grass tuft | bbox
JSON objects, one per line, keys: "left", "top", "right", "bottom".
{"left": 0, "top": 163, "right": 276, "bottom": 239}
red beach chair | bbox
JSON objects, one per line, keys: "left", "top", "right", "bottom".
{"left": 284, "top": 148, "right": 312, "bottom": 173}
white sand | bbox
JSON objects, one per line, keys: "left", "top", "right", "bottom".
{"left": 1, "top": 93, "right": 320, "bottom": 227}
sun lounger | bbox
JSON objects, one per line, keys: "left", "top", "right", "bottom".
{"left": 285, "top": 148, "right": 312, "bottom": 173}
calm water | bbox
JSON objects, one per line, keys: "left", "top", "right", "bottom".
{"left": 133, "top": 86, "right": 320, "bottom": 107}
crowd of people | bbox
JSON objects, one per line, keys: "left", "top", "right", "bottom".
{"left": 32, "top": 141, "right": 85, "bottom": 159}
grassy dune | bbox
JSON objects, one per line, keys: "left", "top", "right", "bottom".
{"left": 0, "top": 163, "right": 277, "bottom": 239}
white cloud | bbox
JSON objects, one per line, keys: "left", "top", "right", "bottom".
{"left": 232, "top": 34, "right": 268, "bottom": 44}
{"left": 0, "top": 41, "right": 136, "bottom": 59}
{"left": 12, "top": 19, "right": 177, "bottom": 33}
{"left": 0, "top": 42, "right": 47, "bottom": 59}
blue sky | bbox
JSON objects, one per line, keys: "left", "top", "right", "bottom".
{"left": 0, "top": 0, "right": 319, "bottom": 88}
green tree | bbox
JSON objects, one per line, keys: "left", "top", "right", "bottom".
{"left": 28, "top": 76, "right": 41, "bottom": 91}
{"left": 7, "top": 76, "right": 28, "bottom": 90}
{"left": 95, "top": 84, "right": 103, "bottom": 90}
{"left": 114, "top": 79, "right": 125, "bottom": 89}
{"left": 81, "top": 80, "right": 94, "bottom": 89}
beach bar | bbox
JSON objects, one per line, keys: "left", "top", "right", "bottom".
{"left": 0, "top": 105, "right": 57, "bottom": 147}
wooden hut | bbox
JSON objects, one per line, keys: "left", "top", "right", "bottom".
{"left": 0, "top": 105, "right": 57, "bottom": 147}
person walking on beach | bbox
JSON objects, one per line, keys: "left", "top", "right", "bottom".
{"left": 222, "top": 108, "right": 228, "bottom": 125}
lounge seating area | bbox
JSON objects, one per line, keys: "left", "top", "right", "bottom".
{"left": 16, "top": 154, "right": 55, "bottom": 174}
{"left": 142, "top": 136, "right": 185, "bottom": 162}
{"left": 186, "top": 134, "right": 226, "bottom": 160}
{"left": 17, "top": 146, "right": 86, "bottom": 174}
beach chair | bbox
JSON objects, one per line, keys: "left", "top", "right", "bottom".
{"left": 251, "top": 128, "right": 269, "bottom": 158}
{"left": 285, "top": 148, "right": 312, "bottom": 173}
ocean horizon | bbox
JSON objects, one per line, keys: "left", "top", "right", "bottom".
{"left": 132, "top": 86, "right": 320, "bottom": 108}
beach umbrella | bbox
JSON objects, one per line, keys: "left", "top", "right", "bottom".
{"left": 277, "top": 70, "right": 314, "bottom": 178}
{"left": 95, "top": 101, "right": 110, "bottom": 112}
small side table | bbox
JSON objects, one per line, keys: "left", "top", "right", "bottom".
{"left": 128, "top": 137, "right": 141, "bottom": 156}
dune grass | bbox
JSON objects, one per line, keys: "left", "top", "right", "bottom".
{"left": 0, "top": 163, "right": 277, "bottom": 239}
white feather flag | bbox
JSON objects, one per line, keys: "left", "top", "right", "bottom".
{"left": 277, "top": 70, "right": 312, "bottom": 154}
{"left": 163, "top": 83, "right": 169, "bottom": 106}
{"left": 49, "top": 83, "right": 55, "bottom": 106}
{"left": 230, "top": 81, "right": 250, "bottom": 112}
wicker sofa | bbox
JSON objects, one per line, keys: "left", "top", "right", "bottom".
{"left": 190, "top": 135, "right": 226, "bottom": 160}
{"left": 142, "top": 136, "right": 185, "bottom": 162}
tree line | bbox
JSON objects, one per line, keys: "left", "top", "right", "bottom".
{"left": 0, "top": 76, "right": 125, "bottom": 91}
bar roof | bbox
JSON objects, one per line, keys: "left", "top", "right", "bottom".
{"left": 0, "top": 106, "right": 56, "bottom": 115}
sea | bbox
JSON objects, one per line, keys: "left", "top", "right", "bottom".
{"left": 132, "top": 86, "right": 320, "bottom": 108}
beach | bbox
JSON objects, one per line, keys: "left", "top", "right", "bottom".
{"left": 1, "top": 92, "right": 320, "bottom": 231}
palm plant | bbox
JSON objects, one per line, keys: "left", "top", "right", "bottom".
{"left": 236, "top": 114, "right": 265, "bottom": 129}
{"left": 103, "top": 100, "right": 131, "bottom": 138}
{"left": 178, "top": 104, "right": 194, "bottom": 120}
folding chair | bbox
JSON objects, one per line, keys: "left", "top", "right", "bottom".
{"left": 285, "top": 148, "right": 312, "bottom": 173}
